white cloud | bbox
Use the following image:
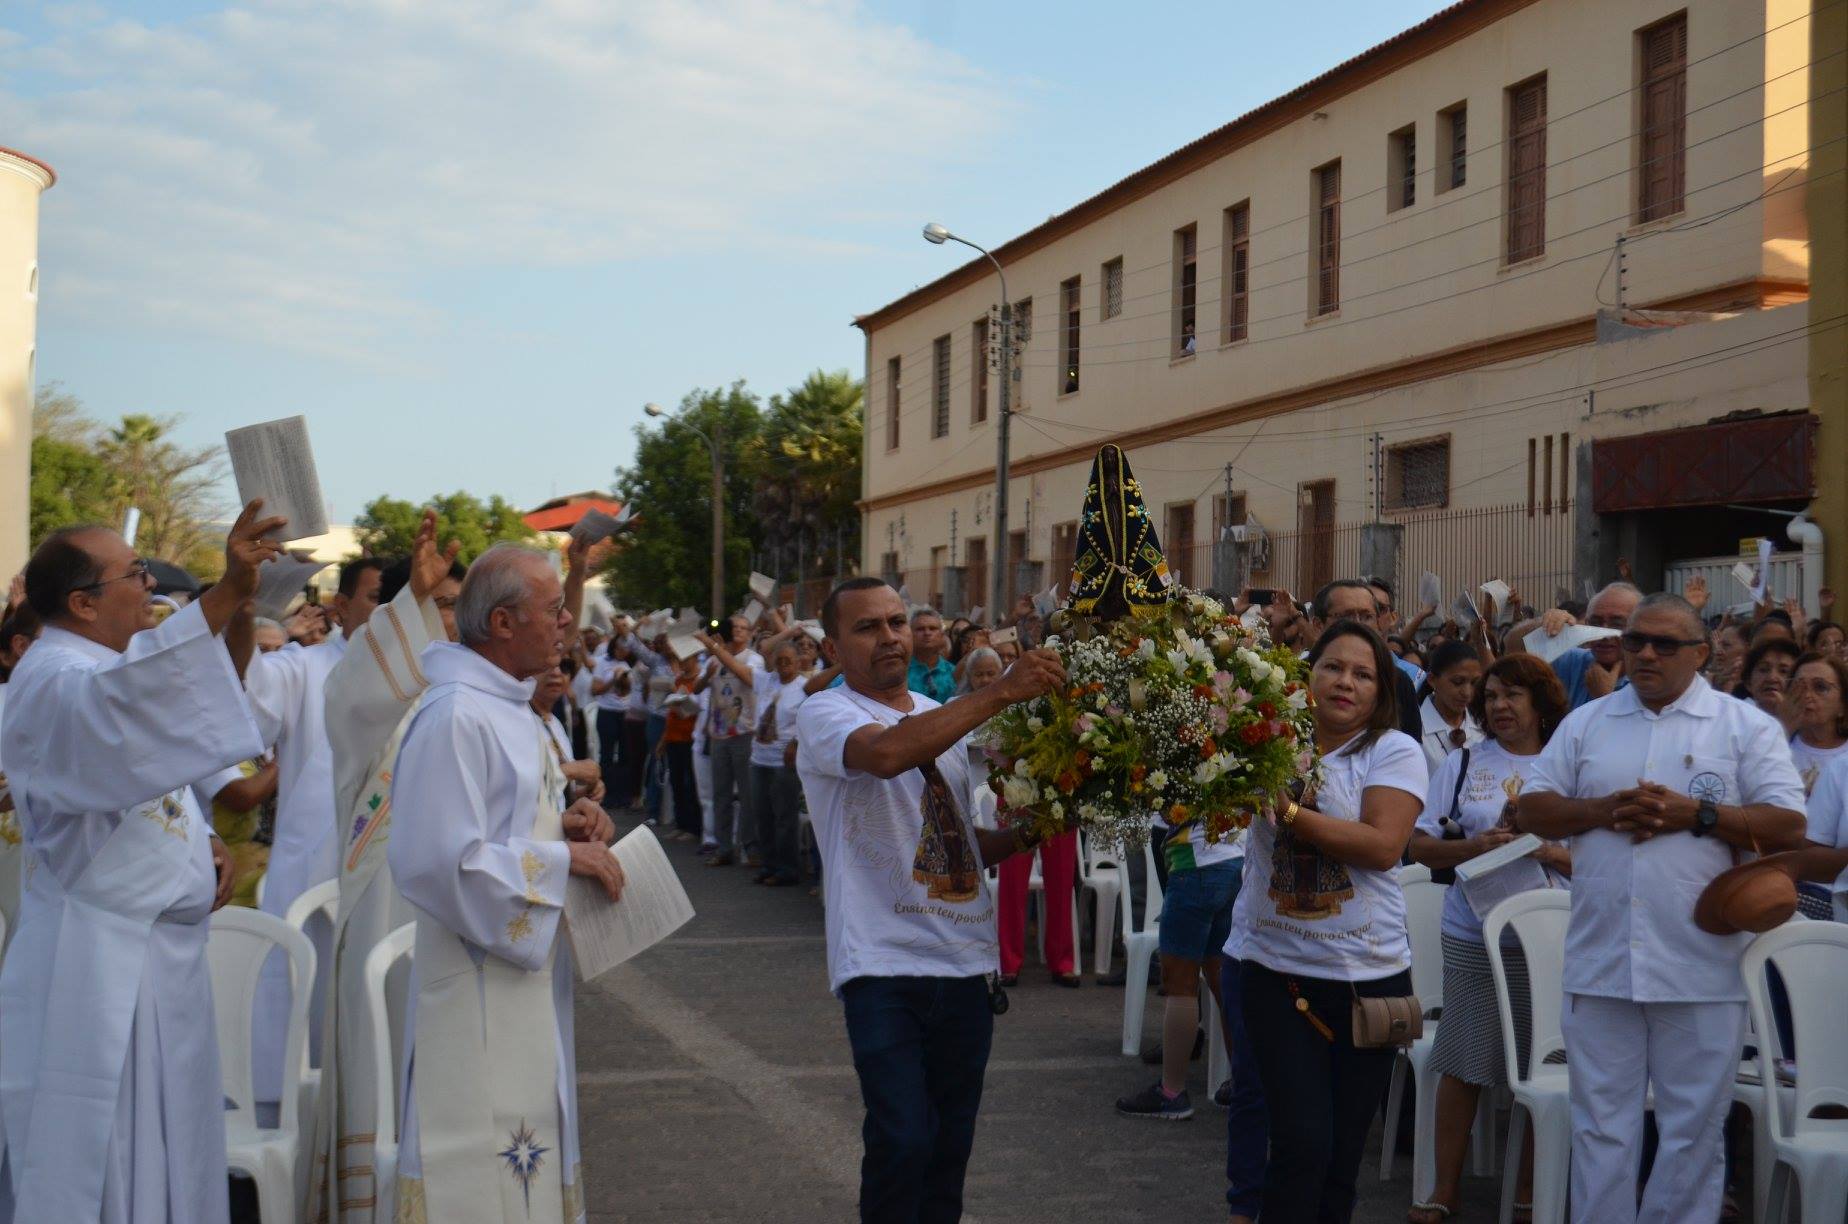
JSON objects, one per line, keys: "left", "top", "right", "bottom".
{"left": 0, "top": 0, "right": 1006, "bottom": 359}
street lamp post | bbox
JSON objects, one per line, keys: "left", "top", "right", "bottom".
{"left": 644, "top": 402, "right": 725, "bottom": 624}
{"left": 923, "top": 222, "right": 1010, "bottom": 620}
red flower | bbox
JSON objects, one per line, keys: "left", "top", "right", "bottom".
{"left": 1240, "top": 723, "right": 1269, "bottom": 746}
{"left": 1258, "top": 701, "right": 1277, "bottom": 719}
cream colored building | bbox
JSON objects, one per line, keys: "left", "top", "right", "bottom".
{"left": 856, "top": 0, "right": 1818, "bottom": 616}
{"left": 0, "top": 146, "right": 53, "bottom": 583}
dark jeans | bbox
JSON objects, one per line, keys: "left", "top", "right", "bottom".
{"left": 751, "top": 763, "right": 802, "bottom": 881}
{"left": 841, "top": 975, "right": 994, "bottom": 1224}
{"left": 1221, "top": 955, "right": 1268, "bottom": 1218}
{"left": 595, "top": 708, "right": 623, "bottom": 803}
{"left": 642, "top": 711, "right": 668, "bottom": 819}
{"left": 616, "top": 715, "right": 647, "bottom": 807}
{"left": 664, "top": 740, "right": 700, "bottom": 835}
{"left": 1242, "top": 961, "right": 1412, "bottom": 1224}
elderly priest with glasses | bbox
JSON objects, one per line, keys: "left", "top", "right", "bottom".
{"left": 0, "top": 501, "right": 284, "bottom": 1224}
{"left": 1517, "top": 591, "right": 1806, "bottom": 1224}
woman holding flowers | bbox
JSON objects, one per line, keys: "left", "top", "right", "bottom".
{"left": 1224, "top": 619, "right": 1427, "bottom": 1224}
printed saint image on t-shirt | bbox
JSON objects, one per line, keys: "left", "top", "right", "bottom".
{"left": 1268, "top": 822, "right": 1354, "bottom": 920}
{"left": 912, "top": 761, "right": 982, "bottom": 903}
{"left": 755, "top": 700, "right": 778, "bottom": 746}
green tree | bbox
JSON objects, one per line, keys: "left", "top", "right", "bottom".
{"left": 95, "top": 412, "right": 227, "bottom": 573}
{"left": 353, "top": 490, "right": 537, "bottom": 562}
{"left": 746, "top": 369, "right": 862, "bottom": 589}
{"left": 29, "top": 433, "right": 120, "bottom": 546}
{"left": 607, "top": 383, "right": 764, "bottom": 612}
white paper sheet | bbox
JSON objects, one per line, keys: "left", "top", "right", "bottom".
{"left": 968, "top": 606, "right": 985, "bottom": 625}
{"left": 1418, "top": 571, "right": 1443, "bottom": 610}
{"left": 1453, "top": 832, "right": 1545, "bottom": 882}
{"left": 1479, "top": 579, "right": 1511, "bottom": 610}
{"left": 121, "top": 507, "right": 141, "bottom": 550}
{"left": 252, "top": 551, "right": 331, "bottom": 619}
{"left": 1032, "top": 584, "right": 1060, "bottom": 617}
{"left": 748, "top": 571, "right": 777, "bottom": 602}
{"left": 667, "top": 633, "right": 704, "bottom": 662}
{"left": 740, "top": 598, "right": 765, "bottom": 627}
{"left": 570, "top": 508, "right": 622, "bottom": 545}
{"left": 563, "top": 825, "right": 695, "bottom": 980}
{"left": 225, "top": 415, "right": 329, "bottom": 541}
{"left": 1522, "top": 623, "right": 1621, "bottom": 664}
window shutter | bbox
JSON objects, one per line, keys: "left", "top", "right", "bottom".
{"left": 1228, "top": 204, "right": 1250, "bottom": 341}
{"left": 1507, "top": 77, "right": 1547, "bottom": 262}
{"left": 1317, "top": 164, "right": 1341, "bottom": 314}
{"left": 1639, "top": 16, "right": 1687, "bottom": 222}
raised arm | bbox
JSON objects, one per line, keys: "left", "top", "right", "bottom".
{"left": 562, "top": 533, "right": 591, "bottom": 652}
{"left": 696, "top": 632, "right": 756, "bottom": 685}
{"left": 841, "top": 649, "right": 1063, "bottom": 780}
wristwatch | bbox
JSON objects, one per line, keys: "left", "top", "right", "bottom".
{"left": 1692, "top": 800, "right": 1719, "bottom": 838}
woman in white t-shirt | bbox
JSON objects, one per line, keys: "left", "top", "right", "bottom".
{"left": 1223, "top": 619, "right": 1426, "bottom": 1224}
{"left": 1405, "top": 653, "right": 1572, "bottom": 1223}
{"left": 589, "top": 639, "right": 634, "bottom": 804}
{"left": 1783, "top": 651, "right": 1848, "bottom": 797}
{"left": 1418, "top": 638, "right": 1484, "bottom": 773}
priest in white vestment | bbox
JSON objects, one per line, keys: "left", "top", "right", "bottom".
{"left": 245, "top": 556, "right": 385, "bottom": 1109}
{"left": 0, "top": 503, "right": 283, "bottom": 1224}
{"left": 388, "top": 544, "right": 621, "bottom": 1224}
{"left": 305, "top": 514, "right": 459, "bottom": 1224}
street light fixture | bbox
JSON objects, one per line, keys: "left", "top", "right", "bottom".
{"left": 921, "top": 222, "right": 1011, "bottom": 619}
{"left": 644, "top": 401, "right": 725, "bottom": 624}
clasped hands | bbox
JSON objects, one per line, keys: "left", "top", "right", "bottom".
{"left": 563, "top": 798, "right": 625, "bottom": 901}
{"left": 1604, "top": 781, "right": 1699, "bottom": 842}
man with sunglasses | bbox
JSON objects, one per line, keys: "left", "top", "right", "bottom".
{"left": 0, "top": 500, "right": 284, "bottom": 1224}
{"left": 1519, "top": 592, "right": 1806, "bottom": 1224}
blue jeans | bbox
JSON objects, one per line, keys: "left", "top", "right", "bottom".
{"left": 1220, "top": 956, "right": 1268, "bottom": 1217}
{"left": 642, "top": 711, "right": 667, "bottom": 818}
{"left": 841, "top": 975, "right": 994, "bottom": 1223}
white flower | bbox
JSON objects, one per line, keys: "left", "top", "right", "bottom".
{"left": 1250, "top": 659, "right": 1274, "bottom": 682}
{"left": 1165, "top": 648, "right": 1190, "bottom": 672}
{"left": 1042, "top": 785, "right": 1060, "bottom": 802}
{"left": 1286, "top": 688, "right": 1309, "bottom": 710}
{"left": 1148, "top": 770, "right": 1168, "bottom": 791}
{"left": 1137, "top": 638, "right": 1157, "bottom": 661}
{"left": 1002, "top": 775, "right": 1039, "bottom": 810}
{"left": 1193, "top": 760, "right": 1220, "bottom": 785}
{"left": 1013, "top": 758, "right": 1031, "bottom": 777}
{"left": 1027, "top": 717, "right": 1044, "bottom": 732}
{"left": 1050, "top": 800, "right": 1065, "bottom": 819}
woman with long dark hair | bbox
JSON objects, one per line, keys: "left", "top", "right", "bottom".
{"left": 1225, "top": 619, "right": 1427, "bottom": 1222}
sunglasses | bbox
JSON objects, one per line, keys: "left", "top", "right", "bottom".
{"left": 1619, "top": 631, "right": 1705, "bottom": 657}
{"left": 75, "top": 558, "right": 151, "bottom": 594}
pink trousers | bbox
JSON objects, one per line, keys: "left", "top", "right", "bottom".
{"left": 996, "top": 829, "right": 1078, "bottom": 976}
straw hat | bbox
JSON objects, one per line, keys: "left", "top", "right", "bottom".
{"left": 1694, "top": 853, "right": 1801, "bottom": 936}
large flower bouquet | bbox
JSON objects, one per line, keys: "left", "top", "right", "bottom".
{"left": 982, "top": 589, "right": 1316, "bottom": 855}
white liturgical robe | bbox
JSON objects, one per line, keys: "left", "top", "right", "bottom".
{"left": 387, "top": 642, "right": 584, "bottom": 1223}
{"left": 0, "top": 602, "right": 263, "bottom": 1224}
{"left": 246, "top": 632, "right": 345, "bottom": 1104}
{"left": 306, "top": 583, "right": 444, "bottom": 1224}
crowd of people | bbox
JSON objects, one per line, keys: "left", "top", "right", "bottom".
{"left": 1, "top": 495, "right": 1845, "bottom": 1224}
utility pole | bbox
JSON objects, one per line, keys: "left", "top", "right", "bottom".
{"left": 709, "top": 417, "right": 725, "bottom": 624}
{"left": 1614, "top": 233, "right": 1629, "bottom": 311}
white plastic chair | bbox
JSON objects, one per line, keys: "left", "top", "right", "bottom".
{"left": 208, "top": 907, "right": 315, "bottom": 1224}
{"left": 1741, "top": 920, "right": 1848, "bottom": 1224}
{"left": 1382, "top": 864, "right": 1446, "bottom": 1191}
{"left": 1119, "top": 841, "right": 1165, "bottom": 1056}
{"left": 1483, "top": 889, "right": 1571, "bottom": 1224}
{"left": 1079, "top": 833, "right": 1123, "bottom": 976}
{"left": 365, "top": 923, "right": 417, "bottom": 1223}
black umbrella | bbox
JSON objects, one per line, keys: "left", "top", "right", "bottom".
{"left": 147, "top": 559, "right": 201, "bottom": 598}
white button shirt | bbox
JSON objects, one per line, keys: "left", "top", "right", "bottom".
{"left": 1525, "top": 675, "right": 1805, "bottom": 1003}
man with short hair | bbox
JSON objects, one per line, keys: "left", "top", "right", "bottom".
{"left": 0, "top": 501, "right": 281, "bottom": 1223}
{"left": 907, "top": 607, "right": 955, "bottom": 703}
{"left": 1366, "top": 577, "right": 1425, "bottom": 686}
{"left": 244, "top": 553, "right": 385, "bottom": 1110}
{"left": 1309, "top": 579, "right": 1424, "bottom": 742}
{"left": 796, "top": 577, "right": 1065, "bottom": 1221}
{"left": 1547, "top": 581, "right": 1642, "bottom": 709}
{"left": 698, "top": 613, "right": 761, "bottom": 866}
{"left": 388, "top": 543, "right": 621, "bottom": 1221}
{"left": 1520, "top": 592, "right": 1806, "bottom": 1224}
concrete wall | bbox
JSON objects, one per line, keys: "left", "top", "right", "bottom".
{"left": 0, "top": 150, "right": 50, "bottom": 582}
{"left": 858, "top": 0, "right": 1812, "bottom": 592}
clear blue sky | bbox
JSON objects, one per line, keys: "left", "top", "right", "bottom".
{"left": 3, "top": 0, "right": 1448, "bottom": 522}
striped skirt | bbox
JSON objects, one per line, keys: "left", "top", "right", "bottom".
{"left": 1427, "top": 933, "right": 1531, "bottom": 1088}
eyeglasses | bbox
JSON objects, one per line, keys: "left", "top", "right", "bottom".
{"left": 74, "top": 559, "right": 151, "bottom": 594}
{"left": 1619, "top": 631, "right": 1705, "bottom": 657}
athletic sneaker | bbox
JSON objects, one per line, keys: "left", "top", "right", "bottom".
{"left": 1213, "top": 1078, "right": 1232, "bottom": 1108}
{"left": 1115, "top": 1083, "right": 1193, "bottom": 1121}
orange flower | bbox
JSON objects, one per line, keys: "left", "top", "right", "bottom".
{"left": 1130, "top": 763, "right": 1147, "bottom": 782}
{"left": 1198, "top": 738, "right": 1218, "bottom": 759}
{"left": 1192, "top": 683, "right": 1214, "bottom": 699}
{"left": 1057, "top": 771, "right": 1079, "bottom": 794}
{"left": 1073, "top": 750, "right": 1091, "bottom": 769}
{"left": 1168, "top": 803, "right": 1190, "bottom": 823}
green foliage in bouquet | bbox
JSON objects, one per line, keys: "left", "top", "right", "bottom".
{"left": 981, "top": 589, "right": 1316, "bottom": 856}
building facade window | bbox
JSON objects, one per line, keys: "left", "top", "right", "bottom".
{"left": 971, "top": 316, "right": 989, "bottom": 423}
{"left": 1441, "top": 103, "right": 1467, "bottom": 191}
{"left": 1506, "top": 75, "right": 1548, "bottom": 263}
{"left": 1061, "top": 275, "right": 1081, "bottom": 394}
{"left": 1212, "top": 491, "right": 1248, "bottom": 539}
{"left": 1297, "top": 479, "right": 1337, "bottom": 595}
{"left": 886, "top": 356, "right": 901, "bottom": 450}
{"left": 880, "top": 550, "right": 900, "bottom": 582}
{"left": 1050, "top": 520, "right": 1078, "bottom": 587}
{"left": 1385, "top": 437, "right": 1451, "bottom": 510}
{"left": 1101, "top": 257, "right": 1124, "bottom": 320}
{"left": 1638, "top": 12, "right": 1688, "bottom": 223}
{"left": 965, "top": 536, "right": 987, "bottom": 608}
{"left": 1390, "top": 125, "right": 1416, "bottom": 211}
{"left": 1174, "top": 225, "right": 1198, "bottom": 355}
{"left": 1223, "top": 201, "right": 1250, "bottom": 343}
{"left": 931, "top": 335, "right": 951, "bottom": 438}
{"left": 1165, "top": 502, "right": 1196, "bottom": 586}
{"left": 1313, "top": 162, "right": 1341, "bottom": 316}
